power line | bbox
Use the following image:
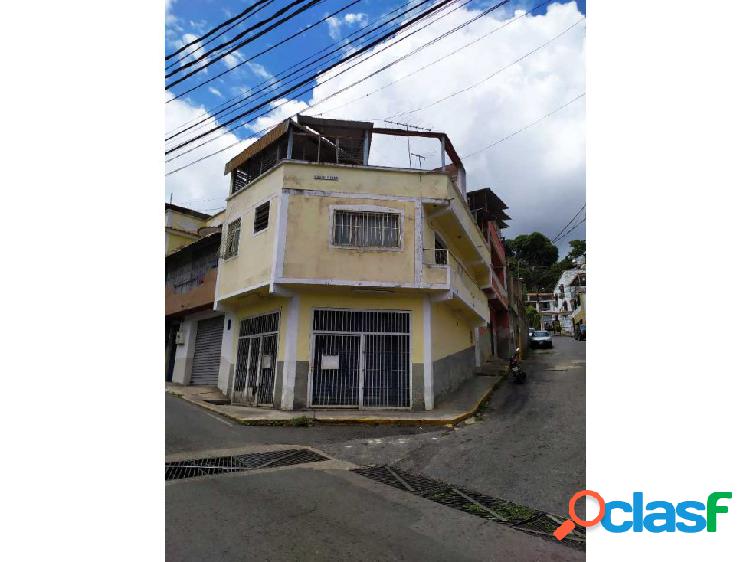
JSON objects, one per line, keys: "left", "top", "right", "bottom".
{"left": 166, "top": 1, "right": 281, "bottom": 71}
{"left": 166, "top": 0, "right": 325, "bottom": 86}
{"left": 551, "top": 203, "right": 585, "bottom": 243}
{"left": 387, "top": 17, "right": 584, "bottom": 119}
{"left": 166, "top": 0, "right": 508, "bottom": 174}
{"left": 165, "top": 0, "right": 467, "bottom": 156}
{"left": 313, "top": 0, "right": 554, "bottom": 117}
{"left": 166, "top": 0, "right": 459, "bottom": 151}
{"left": 168, "top": 0, "right": 504, "bottom": 163}
{"left": 166, "top": 0, "right": 468, "bottom": 160}
{"left": 165, "top": 0, "right": 276, "bottom": 61}
{"left": 555, "top": 217, "right": 586, "bottom": 243}
{"left": 461, "top": 92, "right": 585, "bottom": 160}
{"left": 166, "top": 0, "right": 428, "bottom": 141}
{"left": 168, "top": 1, "right": 419, "bottom": 109}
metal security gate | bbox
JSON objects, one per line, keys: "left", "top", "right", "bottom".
{"left": 311, "top": 310, "right": 410, "bottom": 409}
{"left": 190, "top": 316, "right": 224, "bottom": 386}
{"left": 232, "top": 312, "right": 279, "bottom": 406}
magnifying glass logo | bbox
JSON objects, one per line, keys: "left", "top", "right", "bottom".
{"left": 553, "top": 489, "right": 606, "bottom": 541}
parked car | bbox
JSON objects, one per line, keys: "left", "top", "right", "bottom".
{"left": 529, "top": 330, "right": 553, "bottom": 348}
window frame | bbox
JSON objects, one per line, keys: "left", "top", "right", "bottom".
{"left": 433, "top": 232, "right": 448, "bottom": 266}
{"left": 222, "top": 218, "right": 241, "bottom": 260}
{"left": 328, "top": 205, "right": 404, "bottom": 252}
{"left": 253, "top": 200, "right": 271, "bottom": 235}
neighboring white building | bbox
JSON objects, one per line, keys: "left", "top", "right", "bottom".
{"left": 550, "top": 257, "right": 586, "bottom": 335}
{"left": 525, "top": 292, "right": 555, "bottom": 329}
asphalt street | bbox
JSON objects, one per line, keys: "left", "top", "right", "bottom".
{"left": 323, "top": 335, "right": 586, "bottom": 515}
{"left": 165, "top": 336, "right": 585, "bottom": 560}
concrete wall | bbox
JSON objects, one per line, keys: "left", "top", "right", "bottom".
{"left": 431, "top": 301, "right": 475, "bottom": 404}
{"left": 282, "top": 161, "right": 450, "bottom": 200}
{"left": 433, "top": 347, "right": 476, "bottom": 406}
{"left": 282, "top": 194, "right": 416, "bottom": 284}
{"left": 217, "top": 168, "right": 283, "bottom": 298}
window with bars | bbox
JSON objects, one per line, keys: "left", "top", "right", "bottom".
{"left": 332, "top": 210, "right": 400, "bottom": 248}
{"left": 254, "top": 201, "right": 270, "bottom": 233}
{"left": 223, "top": 218, "right": 241, "bottom": 259}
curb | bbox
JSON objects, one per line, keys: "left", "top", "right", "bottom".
{"left": 166, "top": 375, "right": 505, "bottom": 427}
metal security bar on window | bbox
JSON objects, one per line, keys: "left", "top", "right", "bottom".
{"left": 222, "top": 218, "right": 241, "bottom": 259}
{"left": 231, "top": 140, "right": 283, "bottom": 194}
{"left": 311, "top": 310, "right": 410, "bottom": 408}
{"left": 254, "top": 201, "right": 270, "bottom": 233}
{"left": 333, "top": 211, "right": 400, "bottom": 248}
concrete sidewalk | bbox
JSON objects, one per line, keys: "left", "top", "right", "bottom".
{"left": 166, "top": 374, "right": 503, "bottom": 426}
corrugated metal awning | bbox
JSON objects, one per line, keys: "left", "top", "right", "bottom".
{"left": 223, "top": 120, "right": 291, "bottom": 175}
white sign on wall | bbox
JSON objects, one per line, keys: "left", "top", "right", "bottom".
{"left": 261, "top": 355, "right": 272, "bottom": 369}
{"left": 321, "top": 355, "right": 340, "bottom": 370}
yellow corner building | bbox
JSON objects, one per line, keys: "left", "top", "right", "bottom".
{"left": 213, "top": 116, "right": 492, "bottom": 411}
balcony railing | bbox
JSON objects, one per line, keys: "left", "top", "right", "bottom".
{"left": 422, "top": 248, "right": 489, "bottom": 321}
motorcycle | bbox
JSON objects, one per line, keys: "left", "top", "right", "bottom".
{"left": 509, "top": 347, "right": 527, "bottom": 384}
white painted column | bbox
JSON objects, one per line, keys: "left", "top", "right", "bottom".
{"left": 414, "top": 202, "right": 423, "bottom": 286}
{"left": 217, "top": 313, "right": 236, "bottom": 395}
{"left": 281, "top": 293, "right": 300, "bottom": 410}
{"left": 423, "top": 295, "right": 434, "bottom": 411}
{"left": 172, "top": 319, "right": 198, "bottom": 385}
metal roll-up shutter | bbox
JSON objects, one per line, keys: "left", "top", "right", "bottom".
{"left": 191, "top": 316, "right": 224, "bottom": 386}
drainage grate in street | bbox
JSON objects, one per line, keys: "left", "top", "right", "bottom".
{"left": 166, "top": 449, "right": 328, "bottom": 481}
{"left": 352, "top": 465, "right": 585, "bottom": 550}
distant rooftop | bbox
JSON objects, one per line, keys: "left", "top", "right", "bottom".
{"left": 165, "top": 203, "right": 211, "bottom": 220}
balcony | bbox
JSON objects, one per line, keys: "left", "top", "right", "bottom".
{"left": 423, "top": 248, "right": 490, "bottom": 323}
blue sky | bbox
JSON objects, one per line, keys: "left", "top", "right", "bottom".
{"left": 165, "top": 0, "right": 586, "bottom": 249}
{"left": 165, "top": 0, "right": 584, "bottom": 120}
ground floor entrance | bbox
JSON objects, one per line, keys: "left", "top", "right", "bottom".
{"left": 310, "top": 309, "right": 411, "bottom": 409}
{"left": 232, "top": 312, "right": 279, "bottom": 407}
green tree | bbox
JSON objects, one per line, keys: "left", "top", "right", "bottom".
{"left": 505, "top": 232, "right": 560, "bottom": 292}
{"left": 567, "top": 239, "right": 586, "bottom": 260}
{"left": 526, "top": 305, "right": 541, "bottom": 330}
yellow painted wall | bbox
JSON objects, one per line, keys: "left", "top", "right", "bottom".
{"left": 431, "top": 300, "right": 473, "bottom": 361}
{"left": 165, "top": 230, "right": 197, "bottom": 254}
{"left": 217, "top": 169, "right": 282, "bottom": 298}
{"left": 169, "top": 212, "right": 204, "bottom": 234}
{"left": 282, "top": 161, "right": 450, "bottom": 200}
{"left": 295, "top": 291, "right": 424, "bottom": 363}
{"left": 205, "top": 210, "right": 225, "bottom": 227}
{"left": 282, "top": 194, "right": 416, "bottom": 284}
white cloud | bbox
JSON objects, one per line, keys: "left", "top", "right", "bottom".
{"left": 328, "top": 12, "right": 369, "bottom": 40}
{"left": 326, "top": 16, "right": 343, "bottom": 40}
{"left": 222, "top": 50, "right": 243, "bottom": 70}
{"left": 172, "top": 33, "right": 209, "bottom": 73}
{"left": 246, "top": 98, "right": 310, "bottom": 133}
{"left": 248, "top": 62, "right": 275, "bottom": 83}
{"left": 165, "top": 2, "right": 586, "bottom": 246}
{"left": 165, "top": 0, "right": 181, "bottom": 31}
{"left": 208, "top": 87, "right": 223, "bottom": 98}
{"left": 308, "top": 2, "right": 586, "bottom": 244}
{"left": 344, "top": 13, "right": 368, "bottom": 27}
